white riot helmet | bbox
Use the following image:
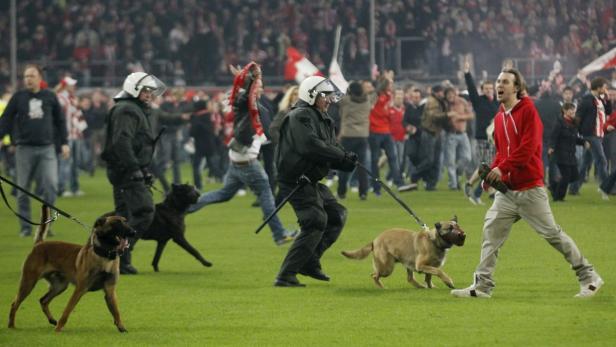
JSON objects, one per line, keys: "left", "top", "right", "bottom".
{"left": 114, "top": 72, "right": 167, "bottom": 99}
{"left": 298, "top": 76, "right": 343, "bottom": 106}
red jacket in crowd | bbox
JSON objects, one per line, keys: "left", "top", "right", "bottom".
{"left": 369, "top": 91, "right": 392, "bottom": 134}
{"left": 490, "top": 96, "right": 544, "bottom": 191}
{"left": 388, "top": 105, "right": 405, "bottom": 141}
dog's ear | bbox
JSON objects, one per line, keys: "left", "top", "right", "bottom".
{"left": 94, "top": 216, "right": 108, "bottom": 228}
{"left": 452, "top": 215, "right": 458, "bottom": 223}
{"left": 435, "top": 222, "right": 442, "bottom": 231}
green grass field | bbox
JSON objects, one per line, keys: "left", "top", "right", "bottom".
{"left": 1, "top": 166, "right": 614, "bottom": 346}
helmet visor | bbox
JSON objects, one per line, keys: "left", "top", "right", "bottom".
{"left": 137, "top": 74, "right": 167, "bottom": 97}
{"left": 314, "top": 79, "right": 343, "bottom": 104}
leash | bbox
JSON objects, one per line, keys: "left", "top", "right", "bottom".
{"left": 356, "top": 163, "right": 429, "bottom": 231}
{"left": 0, "top": 174, "right": 91, "bottom": 231}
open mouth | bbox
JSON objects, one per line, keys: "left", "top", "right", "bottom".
{"left": 115, "top": 236, "right": 130, "bottom": 252}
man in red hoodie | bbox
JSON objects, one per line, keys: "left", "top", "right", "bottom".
{"left": 451, "top": 69, "right": 603, "bottom": 299}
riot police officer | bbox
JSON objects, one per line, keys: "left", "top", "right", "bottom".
{"left": 102, "top": 72, "right": 166, "bottom": 274}
{"left": 274, "top": 76, "right": 358, "bottom": 287}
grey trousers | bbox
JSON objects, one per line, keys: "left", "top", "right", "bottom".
{"left": 15, "top": 145, "right": 58, "bottom": 233}
{"left": 474, "top": 187, "right": 596, "bottom": 293}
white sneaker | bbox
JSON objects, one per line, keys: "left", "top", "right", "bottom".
{"left": 450, "top": 286, "right": 491, "bottom": 298}
{"left": 575, "top": 277, "right": 604, "bottom": 298}
{"left": 74, "top": 190, "right": 85, "bottom": 197}
{"left": 598, "top": 188, "right": 610, "bottom": 201}
{"left": 61, "top": 191, "right": 74, "bottom": 198}
{"left": 236, "top": 189, "right": 247, "bottom": 197}
{"left": 325, "top": 179, "right": 334, "bottom": 187}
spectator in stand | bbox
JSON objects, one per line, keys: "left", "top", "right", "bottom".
{"left": 0, "top": 64, "right": 69, "bottom": 237}
{"left": 56, "top": 76, "right": 87, "bottom": 197}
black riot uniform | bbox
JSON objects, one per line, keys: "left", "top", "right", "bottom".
{"left": 102, "top": 97, "right": 155, "bottom": 274}
{"left": 275, "top": 100, "right": 357, "bottom": 286}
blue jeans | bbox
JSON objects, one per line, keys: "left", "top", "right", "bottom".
{"left": 444, "top": 132, "right": 472, "bottom": 189}
{"left": 15, "top": 145, "right": 58, "bottom": 233}
{"left": 58, "top": 139, "right": 85, "bottom": 193}
{"left": 368, "top": 132, "right": 403, "bottom": 193}
{"left": 338, "top": 137, "right": 369, "bottom": 197}
{"left": 188, "top": 160, "right": 288, "bottom": 241}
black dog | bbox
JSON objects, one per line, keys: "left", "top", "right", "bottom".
{"left": 142, "top": 183, "right": 213, "bottom": 271}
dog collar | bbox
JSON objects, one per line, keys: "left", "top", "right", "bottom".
{"left": 93, "top": 244, "right": 119, "bottom": 260}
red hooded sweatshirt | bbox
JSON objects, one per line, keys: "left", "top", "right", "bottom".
{"left": 490, "top": 96, "right": 544, "bottom": 191}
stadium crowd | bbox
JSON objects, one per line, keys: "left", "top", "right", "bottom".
{"left": 0, "top": 0, "right": 615, "bottom": 86}
{"left": 1, "top": 0, "right": 616, "bottom": 241}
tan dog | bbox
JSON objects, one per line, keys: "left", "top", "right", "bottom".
{"left": 342, "top": 216, "right": 466, "bottom": 289}
{"left": 8, "top": 206, "right": 136, "bottom": 332}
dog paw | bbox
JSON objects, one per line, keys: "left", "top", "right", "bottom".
{"left": 446, "top": 282, "right": 455, "bottom": 289}
{"left": 202, "top": 260, "right": 213, "bottom": 267}
{"left": 49, "top": 318, "right": 58, "bottom": 326}
{"left": 118, "top": 326, "right": 128, "bottom": 333}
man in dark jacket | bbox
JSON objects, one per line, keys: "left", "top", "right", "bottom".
{"left": 573, "top": 77, "right": 611, "bottom": 192}
{"left": 274, "top": 76, "right": 357, "bottom": 287}
{"left": 102, "top": 71, "right": 166, "bottom": 274}
{"left": 463, "top": 61, "right": 499, "bottom": 204}
{"left": 547, "top": 102, "right": 587, "bottom": 201}
{"left": 0, "top": 64, "right": 70, "bottom": 237}
{"left": 535, "top": 81, "right": 563, "bottom": 187}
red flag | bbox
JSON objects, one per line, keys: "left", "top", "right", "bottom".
{"left": 580, "top": 47, "right": 616, "bottom": 75}
{"left": 285, "top": 47, "right": 321, "bottom": 83}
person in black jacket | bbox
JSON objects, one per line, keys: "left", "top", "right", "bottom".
{"left": 547, "top": 103, "right": 588, "bottom": 201}
{"left": 0, "top": 64, "right": 70, "bottom": 237}
{"left": 535, "top": 81, "right": 563, "bottom": 188}
{"left": 102, "top": 71, "right": 166, "bottom": 274}
{"left": 573, "top": 77, "right": 611, "bottom": 192}
{"left": 189, "top": 100, "right": 223, "bottom": 190}
{"left": 462, "top": 60, "right": 499, "bottom": 205}
{"left": 274, "top": 76, "right": 357, "bottom": 287}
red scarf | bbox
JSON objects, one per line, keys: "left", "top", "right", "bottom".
{"left": 227, "top": 62, "right": 264, "bottom": 144}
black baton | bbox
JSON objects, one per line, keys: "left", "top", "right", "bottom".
{"left": 254, "top": 175, "right": 310, "bottom": 234}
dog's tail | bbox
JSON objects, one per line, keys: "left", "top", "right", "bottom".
{"left": 33, "top": 205, "right": 52, "bottom": 244}
{"left": 341, "top": 242, "right": 373, "bottom": 260}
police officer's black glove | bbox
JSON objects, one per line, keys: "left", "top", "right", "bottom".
{"left": 345, "top": 151, "right": 359, "bottom": 164}
{"left": 142, "top": 169, "right": 154, "bottom": 187}
{"left": 297, "top": 175, "right": 312, "bottom": 186}
{"left": 129, "top": 170, "right": 144, "bottom": 182}
{"left": 339, "top": 151, "right": 359, "bottom": 171}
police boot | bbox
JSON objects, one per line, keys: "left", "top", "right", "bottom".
{"left": 120, "top": 250, "right": 138, "bottom": 275}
